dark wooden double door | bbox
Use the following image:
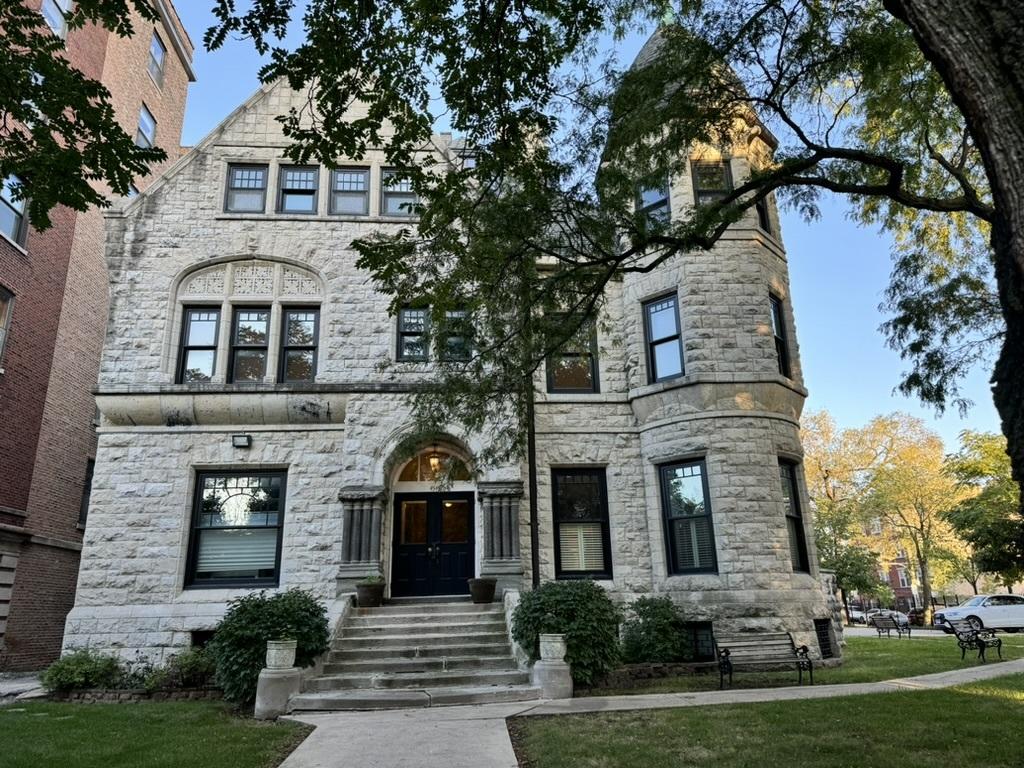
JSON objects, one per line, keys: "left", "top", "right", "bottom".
{"left": 392, "top": 492, "right": 474, "bottom": 597}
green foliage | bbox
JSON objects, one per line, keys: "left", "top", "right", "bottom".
{"left": 143, "top": 647, "right": 218, "bottom": 693}
{"left": 41, "top": 649, "right": 124, "bottom": 692}
{"left": 207, "top": 589, "right": 329, "bottom": 705}
{"left": 511, "top": 580, "right": 621, "bottom": 685}
{"left": 945, "top": 431, "right": 1024, "bottom": 585}
{"left": 1, "top": 1, "right": 166, "bottom": 229}
{"left": 620, "top": 596, "right": 692, "bottom": 664}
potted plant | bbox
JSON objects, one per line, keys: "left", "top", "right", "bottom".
{"left": 356, "top": 574, "right": 385, "bottom": 607}
{"left": 468, "top": 576, "right": 498, "bottom": 604}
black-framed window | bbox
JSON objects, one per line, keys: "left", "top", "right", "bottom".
{"left": 397, "top": 307, "right": 429, "bottom": 361}
{"left": 330, "top": 168, "right": 369, "bottom": 215}
{"left": 277, "top": 166, "right": 319, "bottom": 214}
{"left": 643, "top": 294, "right": 684, "bottom": 382}
{"left": 279, "top": 307, "right": 319, "bottom": 382}
{"left": 229, "top": 307, "right": 270, "bottom": 383}
{"left": 41, "top": 0, "right": 72, "bottom": 38}
{"left": 691, "top": 161, "right": 732, "bottom": 206}
{"left": 225, "top": 164, "right": 268, "bottom": 213}
{"left": 135, "top": 104, "right": 156, "bottom": 148}
{"left": 0, "top": 287, "right": 13, "bottom": 367}
{"left": 755, "top": 196, "right": 772, "bottom": 234}
{"left": 148, "top": 31, "right": 166, "bottom": 85}
{"left": 769, "top": 294, "right": 791, "bottom": 377}
{"left": 660, "top": 460, "right": 717, "bottom": 574}
{"left": 439, "top": 309, "right": 473, "bottom": 362}
{"left": 78, "top": 458, "right": 94, "bottom": 527}
{"left": 177, "top": 307, "right": 220, "bottom": 383}
{"left": 1, "top": 175, "right": 27, "bottom": 245}
{"left": 381, "top": 169, "right": 418, "bottom": 216}
{"left": 552, "top": 468, "right": 613, "bottom": 579}
{"left": 186, "top": 471, "right": 285, "bottom": 588}
{"left": 780, "top": 461, "right": 810, "bottom": 572}
{"left": 637, "top": 177, "right": 670, "bottom": 225}
{"left": 685, "top": 621, "right": 715, "bottom": 661}
{"left": 547, "top": 321, "right": 599, "bottom": 393}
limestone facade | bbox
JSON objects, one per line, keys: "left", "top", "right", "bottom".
{"left": 64, "top": 80, "right": 836, "bottom": 664}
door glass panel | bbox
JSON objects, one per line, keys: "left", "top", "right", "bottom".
{"left": 441, "top": 500, "right": 470, "bottom": 543}
{"left": 401, "top": 501, "right": 428, "bottom": 544}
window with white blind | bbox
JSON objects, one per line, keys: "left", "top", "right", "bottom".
{"left": 779, "top": 460, "right": 810, "bottom": 572}
{"left": 659, "top": 460, "right": 717, "bottom": 574}
{"left": 186, "top": 472, "right": 285, "bottom": 587}
{"left": 552, "top": 469, "right": 612, "bottom": 579}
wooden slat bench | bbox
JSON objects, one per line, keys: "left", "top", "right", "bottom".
{"left": 948, "top": 619, "right": 1002, "bottom": 662}
{"left": 871, "top": 615, "right": 911, "bottom": 638}
{"left": 714, "top": 632, "right": 813, "bottom": 689}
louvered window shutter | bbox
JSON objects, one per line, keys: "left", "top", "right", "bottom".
{"left": 558, "top": 522, "right": 605, "bottom": 572}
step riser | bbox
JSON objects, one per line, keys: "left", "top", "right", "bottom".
{"left": 356, "top": 603, "right": 502, "bottom": 616}
{"left": 348, "top": 612, "right": 503, "bottom": 626}
{"left": 337, "top": 632, "right": 509, "bottom": 649}
{"left": 342, "top": 621, "right": 505, "bottom": 638}
{"left": 329, "top": 644, "right": 512, "bottom": 662}
{"left": 309, "top": 671, "right": 531, "bottom": 691}
{"left": 289, "top": 686, "right": 542, "bottom": 712}
{"left": 323, "top": 658, "right": 517, "bottom": 675}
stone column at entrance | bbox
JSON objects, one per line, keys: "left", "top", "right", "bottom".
{"left": 336, "top": 486, "right": 386, "bottom": 594}
{"left": 478, "top": 482, "right": 525, "bottom": 595}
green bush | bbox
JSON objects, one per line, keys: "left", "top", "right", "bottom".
{"left": 512, "top": 580, "right": 620, "bottom": 685}
{"left": 207, "top": 589, "right": 329, "bottom": 704}
{"left": 621, "top": 596, "right": 692, "bottom": 664}
{"left": 144, "top": 646, "right": 218, "bottom": 692}
{"left": 41, "top": 649, "right": 124, "bottom": 692}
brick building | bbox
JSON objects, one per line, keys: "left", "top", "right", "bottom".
{"left": 64, "top": 59, "right": 837, "bottom": 699}
{"left": 0, "top": 0, "right": 193, "bottom": 669}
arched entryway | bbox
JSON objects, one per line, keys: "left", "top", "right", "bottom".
{"left": 390, "top": 446, "right": 477, "bottom": 597}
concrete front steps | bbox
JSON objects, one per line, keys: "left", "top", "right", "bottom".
{"left": 290, "top": 597, "right": 541, "bottom": 711}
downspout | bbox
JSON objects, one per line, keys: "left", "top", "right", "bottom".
{"left": 527, "top": 391, "right": 540, "bottom": 588}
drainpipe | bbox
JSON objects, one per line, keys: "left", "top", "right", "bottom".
{"left": 527, "top": 390, "right": 540, "bottom": 589}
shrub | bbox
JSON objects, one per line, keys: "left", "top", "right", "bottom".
{"left": 511, "top": 580, "right": 620, "bottom": 685}
{"left": 144, "top": 646, "right": 218, "bottom": 692}
{"left": 207, "top": 588, "right": 329, "bottom": 704}
{"left": 620, "top": 596, "right": 692, "bottom": 664}
{"left": 41, "top": 649, "right": 124, "bottom": 692}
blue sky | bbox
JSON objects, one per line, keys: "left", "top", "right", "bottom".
{"left": 174, "top": 7, "right": 1002, "bottom": 449}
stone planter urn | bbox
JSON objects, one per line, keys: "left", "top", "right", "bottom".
{"left": 265, "top": 639, "right": 298, "bottom": 670}
{"left": 539, "top": 633, "right": 567, "bottom": 662}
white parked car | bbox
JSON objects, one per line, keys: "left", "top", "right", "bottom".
{"left": 933, "top": 594, "right": 1024, "bottom": 632}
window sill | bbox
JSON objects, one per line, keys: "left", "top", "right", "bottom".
{"left": 183, "top": 580, "right": 280, "bottom": 591}
{"left": 215, "top": 213, "right": 419, "bottom": 224}
{"left": 0, "top": 229, "right": 28, "bottom": 256}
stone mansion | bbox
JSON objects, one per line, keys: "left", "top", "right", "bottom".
{"left": 63, "top": 75, "right": 837, "bottom": 665}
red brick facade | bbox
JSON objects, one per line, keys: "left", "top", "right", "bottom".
{"left": 0, "top": 0, "right": 193, "bottom": 669}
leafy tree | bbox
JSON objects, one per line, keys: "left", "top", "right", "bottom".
{"left": 0, "top": 1, "right": 166, "bottom": 228}
{"left": 945, "top": 431, "right": 1024, "bottom": 590}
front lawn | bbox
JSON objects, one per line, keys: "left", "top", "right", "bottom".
{"left": 511, "top": 673, "right": 1024, "bottom": 768}
{"left": 583, "top": 634, "right": 1024, "bottom": 695}
{"left": 0, "top": 701, "right": 311, "bottom": 768}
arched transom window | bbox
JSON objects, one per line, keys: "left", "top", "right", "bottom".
{"left": 173, "top": 259, "right": 324, "bottom": 384}
{"left": 396, "top": 447, "right": 472, "bottom": 483}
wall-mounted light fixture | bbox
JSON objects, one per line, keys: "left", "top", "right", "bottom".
{"left": 231, "top": 434, "right": 252, "bottom": 449}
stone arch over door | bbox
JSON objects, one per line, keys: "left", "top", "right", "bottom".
{"left": 334, "top": 439, "right": 525, "bottom": 596}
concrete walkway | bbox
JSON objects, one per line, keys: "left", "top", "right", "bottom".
{"left": 0, "top": 673, "right": 44, "bottom": 704}
{"left": 281, "top": 658, "right": 1024, "bottom": 768}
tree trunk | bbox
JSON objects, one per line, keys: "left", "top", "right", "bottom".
{"left": 883, "top": 1, "right": 1024, "bottom": 541}
{"left": 919, "top": 556, "right": 934, "bottom": 624}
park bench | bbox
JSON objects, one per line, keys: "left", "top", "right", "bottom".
{"left": 871, "top": 615, "right": 911, "bottom": 638}
{"left": 948, "top": 619, "right": 1002, "bottom": 662}
{"left": 715, "top": 631, "right": 813, "bottom": 689}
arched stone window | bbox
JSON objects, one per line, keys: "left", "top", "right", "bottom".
{"left": 170, "top": 259, "right": 324, "bottom": 384}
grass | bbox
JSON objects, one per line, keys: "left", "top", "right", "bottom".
{"left": 510, "top": 673, "right": 1024, "bottom": 768}
{"left": 582, "top": 634, "right": 1024, "bottom": 695}
{"left": 0, "top": 701, "right": 312, "bottom": 768}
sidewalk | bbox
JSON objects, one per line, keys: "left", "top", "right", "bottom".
{"left": 281, "top": 658, "right": 1024, "bottom": 768}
